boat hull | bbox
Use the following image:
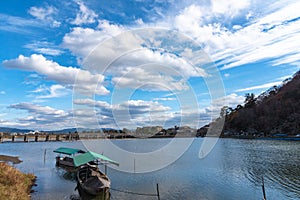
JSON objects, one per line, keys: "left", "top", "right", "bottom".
{"left": 76, "top": 165, "right": 111, "bottom": 200}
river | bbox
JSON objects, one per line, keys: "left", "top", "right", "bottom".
{"left": 0, "top": 138, "right": 299, "bottom": 200}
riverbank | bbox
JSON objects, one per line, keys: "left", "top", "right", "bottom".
{"left": 0, "top": 162, "right": 36, "bottom": 200}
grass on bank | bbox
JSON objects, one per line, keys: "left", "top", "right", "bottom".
{"left": 0, "top": 162, "right": 36, "bottom": 200}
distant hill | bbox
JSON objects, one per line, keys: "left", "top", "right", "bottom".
{"left": 0, "top": 127, "right": 119, "bottom": 134}
{"left": 45, "top": 128, "right": 117, "bottom": 133}
{"left": 222, "top": 70, "right": 300, "bottom": 136}
{"left": 0, "top": 127, "right": 33, "bottom": 133}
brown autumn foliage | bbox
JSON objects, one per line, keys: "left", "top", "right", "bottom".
{"left": 223, "top": 70, "right": 300, "bottom": 136}
{"left": 0, "top": 162, "right": 36, "bottom": 200}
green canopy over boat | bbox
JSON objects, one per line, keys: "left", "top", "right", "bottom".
{"left": 73, "top": 151, "right": 119, "bottom": 167}
{"left": 53, "top": 147, "right": 85, "bottom": 155}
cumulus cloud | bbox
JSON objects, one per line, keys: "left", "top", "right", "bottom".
{"left": 63, "top": 26, "right": 208, "bottom": 92}
{"left": 9, "top": 102, "right": 66, "bottom": 116}
{"left": 72, "top": 97, "right": 221, "bottom": 129}
{"left": 205, "top": 93, "right": 245, "bottom": 118}
{"left": 2, "top": 54, "right": 109, "bottom": 95}
{"left": 174, "top": 4, "right": 204, "bottom": 34}
{"left": 73, "top": 98, "right": 172, "bottom": 128}
{"left": 62, "top": 26, "right": 124, "bottom": 60}
{"left": 7, "top": 102, "right": 74, "bottom": 130}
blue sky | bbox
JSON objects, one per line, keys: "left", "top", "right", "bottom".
{"left": 0, "top": 0, "right": 299, "bottom": 130}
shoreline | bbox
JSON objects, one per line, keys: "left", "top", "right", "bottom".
{"left": 0, "top": 135, "right": 299, "bottom": 144}
{"left": 0, "top": 161, "right": 36, "bottom": 200}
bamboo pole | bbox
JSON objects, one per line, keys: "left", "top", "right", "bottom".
{"left": 262, "top": 176, "right": 267, "bottom": 200}
{"left": 156, "top": 183, "right": 160, "bottom": 200}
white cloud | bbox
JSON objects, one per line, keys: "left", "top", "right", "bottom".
{"left": 135, "top": 18, "right": 144, "bottom": 25}
{"left": 9, "top": 102, "right": 66, "bottom": 116}
{"left": 205, "top": 93, "right": 245, "bottom": 118}
{"left": 28, "top": 6, "right": 61, "bottom": 27}
{"left": 62, "top": 26, "right": 123, "bottom": 59}
{"left": 24, "top": 41, "right": 63, "bottom": 56}
{"left": 2, "top": 54, "right": 109, "bottom": 96}
{"left": 219, "top": 19, "right": 300, "bottom": 69}
{"left": 0, "top": 120, "right": 31, "bottom": 128}
{"left": 153, "top": 97, "right": 176, "bottom": 101}
{"left": 170, "top": 1, "right": 300, "bottom": 71}
{"left": 63, "top": 26, "right": 207, "bottom": 91}
{"left": 33, "top": 84, "right": 70, "bottom": 99}
{"left": 214, "top": 93, "right": 245, "bottom": 108}
{"left": 271, "top": 52, "right": 300, "bottom": 66}
{"left": 0, "top": 91, "right": 5, "bottom": 95}
{"left": 7, "top": 102, "right": 74, "bottom": 130}
{"left": 71, "top": 1, "right": 98, "bottom": 25}
{"left": 174, "top": 4, "right": 204, "bottom": 34}
{"left": 72, "top": 97, "right": 230, "bottom": 129}
{"left": 28, "top": 6, "right": 55, "bottom": 20}
{"left": 0, "top": 14, "right": 40, "bottom": 34}
{"left": 235, "top": 81, "right": 282, "bottom": 92}
{"left": 97, "top": 20, "right": 125, "bottom": 36}
{"left": 211, "top": 0, "right": 250, "bottom": 16}
{"left": 73, "top": 98, "right": 172, "bottom": 128}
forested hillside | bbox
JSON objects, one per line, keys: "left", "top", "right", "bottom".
{"left": 222, "top": 70, "right": 300, "bottom": 136}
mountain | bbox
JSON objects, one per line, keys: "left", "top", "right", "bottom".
{"left": 222, "top": 70, "right": 300, "bottom": 136}
{"left": 0, "top": 127, "right": 120, "bottom": 134}
{"left": 45, "top": 128, "right": 118, "bottom": 133}
{"left": 0, "top": 127, "right": 33, "bottom": 133}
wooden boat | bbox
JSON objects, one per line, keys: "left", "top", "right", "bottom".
{"left": 73, "top": 151, "right": 119, "bottom": 199}
{"left": 53, "top": 147, "right": 85, "bottom": 169}
{"left": 76, "top": 165, "right": 111, "bottom": 199}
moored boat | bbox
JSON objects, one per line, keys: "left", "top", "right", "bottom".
{"left": 73, "top": 151, "right": 119, "bottom": 199}
{"left": 76, "top": 165, "right": 111, "bottom": 199}
{"left": 53, "top": 147, "right": 85, "bottom": 169}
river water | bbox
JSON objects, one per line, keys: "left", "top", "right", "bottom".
{"left": 0, "top": 138, "right": 299, "bottom": 200}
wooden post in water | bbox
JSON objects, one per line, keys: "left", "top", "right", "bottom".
{"left": 56, "top": 134, "right": 60, "bottom": 141}
{"left": 156, "top": 183, "right": 160, "bottom": 200}
{"left": 45, "top": 134, "right": 49, "bottom": 142}
{"left": 133, "top": 158, "right": 136, "bottom": 173}
{"left": 12, "top": 135, "right": 15, "bottom": 142}
{"left": 24, "top": 135, "right": 27, "bottom": 142}
{"left": 35, "top": 135, "right": 38, "bottom": 142}
{"left": 44, "top": 149, "right": 47, "bottom": 165}
{"left": 262, "top": 176, "right": 267, "bottom": 200}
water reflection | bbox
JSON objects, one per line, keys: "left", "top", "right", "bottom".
{"left": 0, "top": 139, "right": 299, "bottom": 199}
{"left": 55, "top": 167, "right": 76, "bottom": 182}
{"left": 242, "top": 140, "right": 300, "bottom": 199}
